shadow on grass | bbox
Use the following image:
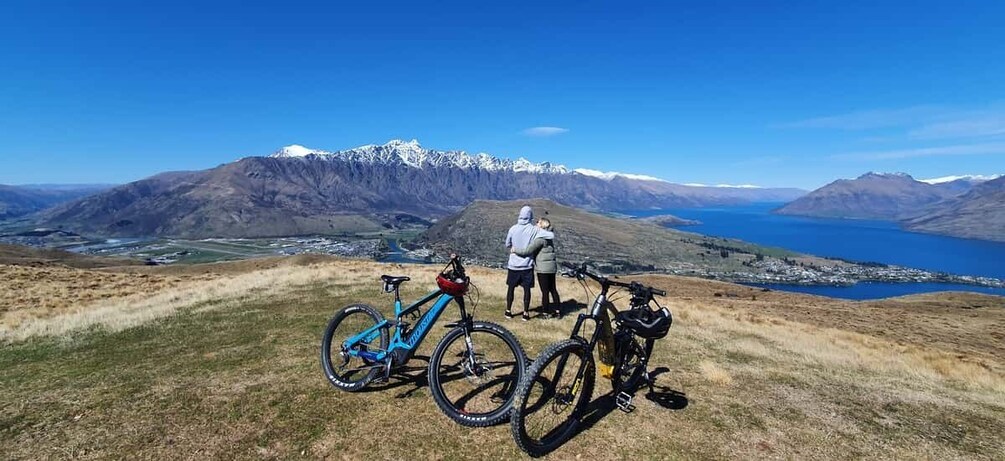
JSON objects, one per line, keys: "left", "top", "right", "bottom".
{"left": 529, "top": 299, "right": 588, "bottom": 318}
{"left": 529, "top": 367, "right": 688, "bottom": 457}
{"left": 645, "top": 367, "right": 689, "bottom": 411}
{"left": 359, "top": 355, "right": 430, "bottom": 399}
{"left": 573, "top": 368, "right": 688, "bottom": 436}
{"left": 356, "top": 354, "right": 522, "bottom": 405}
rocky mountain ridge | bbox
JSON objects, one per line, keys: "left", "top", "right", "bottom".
{"left": 35, "top": 140, "right": 806, "bottom": 238}
{"left": 775, "top": 172, "right": 1004, "bottom": 242}
{"left": 0, "top": 184, "right": 110, "bottom": 220}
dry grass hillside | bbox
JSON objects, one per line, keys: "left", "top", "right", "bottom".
{"left": 0, "top": 243, "right": 142, "bottom": 268}
{"left": 418, "top": 198, "right": 841, "bottom": 275}
{"left": 1, "top": 256, "right": 1003, "bottom": 460}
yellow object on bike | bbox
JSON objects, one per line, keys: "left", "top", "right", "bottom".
{"left": 596, "top": 302, "right": 616, "bottom": 380}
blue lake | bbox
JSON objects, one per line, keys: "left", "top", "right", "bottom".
{"left": 746, "top": 282, "right": 1005, "bottom": 301}
{"left": 624, "top": 204, "right": 1005, "bottom": 300}
{"left": 379, "top": 239, "right": 431, "bottom": 264}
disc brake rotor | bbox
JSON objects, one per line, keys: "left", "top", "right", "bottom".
{"left": 462, "top": 355, "right": 495, "bottom": 385}
{"left": 550, "top": 384, "right": 575, "bottom": 414}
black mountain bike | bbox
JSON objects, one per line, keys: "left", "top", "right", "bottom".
{"left": 509, "top": 262, "right": 673, "bottom": 457}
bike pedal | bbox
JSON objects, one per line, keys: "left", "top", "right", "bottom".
{"left": 380, "top": 359, "right": 393, "bottom": 383}
{"left": 616, "top": 391, "right": 635, "bottom": 413}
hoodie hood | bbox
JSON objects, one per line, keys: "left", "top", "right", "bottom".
{"left": 517, "top": 206, "right": 534, "bottom": 225}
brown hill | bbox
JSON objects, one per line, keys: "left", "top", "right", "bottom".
{"left": 0, "top": 184, "right": 109, "bottom": 219}
{"left": 0, "top": 243, "right": 141, "bottom": 268}
{"left": 418, "top": 198, "right": 805, "bottom": 274}
{"left": 904, "top": 176, "right": 1005, "bottom": 242}
{"left": 775, "top": 172, "right": 955, "bottom": 220}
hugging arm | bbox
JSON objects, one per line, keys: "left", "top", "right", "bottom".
{"left": 512, "top": 238, "right": 544, "bottom": 257}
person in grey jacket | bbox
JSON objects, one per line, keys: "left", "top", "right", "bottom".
{"left": 505, "top": 205, "right": 538, "bottom": 320}
{"left": 512, "top": 217, "right": 561, "bottom": 319}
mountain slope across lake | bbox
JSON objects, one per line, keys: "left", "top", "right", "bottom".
{"left": 774, "top": 172, "right": 957, "bottom": 220}
{"left": 0, "top": 184, "right": 110, "bottom": 220}
{"left": 904, "top": 176, "right": 1005, "bottom": 242}
{"left": 775, "top": 172, "right": 1003, "bottom": 242}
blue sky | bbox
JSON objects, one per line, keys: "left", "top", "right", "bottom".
{"left": 1, "top": 0, "right": 1004, "bottom": 189}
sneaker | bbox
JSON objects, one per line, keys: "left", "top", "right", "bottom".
{"left": 504, "top": 310, "right": 514, "bottom": 319}
{"left": 522, "top": 313, "right": 531, "bottom": 321}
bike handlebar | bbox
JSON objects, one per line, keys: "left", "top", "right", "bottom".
{"left": 561, "top": 261, "right": 666, "bottom": 299}
{"left": 649, "top": 286, "right": 667, "bottom": 297}
{"left": 445, "top": 253, "right": 466, "bottom": 278}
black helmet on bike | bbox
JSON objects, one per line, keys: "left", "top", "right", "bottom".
{"left": 615, "top": 306, "right": 672, "bottom": 339}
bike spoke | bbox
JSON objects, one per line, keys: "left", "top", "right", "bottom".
{"left": 521, "top": 347, "right": 587, "bottom": 444}
{"left": 323, "top": 307, "right": 388, "bottom": 388}
{"left": 434, "top": 330, "right": 520, "bottom": 417}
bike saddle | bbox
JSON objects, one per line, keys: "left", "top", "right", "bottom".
{"left": 380, "top": 275, "right": 411, "bottom": 285}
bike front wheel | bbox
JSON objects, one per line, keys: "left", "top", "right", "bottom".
{"left": 320, "top": 303, "right": 389, "bottom": 392}
{"left": 510, "top": 338, "right": 595, "bottom": 458}
{"left": 428, "top": 321, "right": 527, "bottom": 427}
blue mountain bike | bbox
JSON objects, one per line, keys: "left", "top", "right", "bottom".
{"left": 320, "top": 255, "right": 527, "bottom": 427}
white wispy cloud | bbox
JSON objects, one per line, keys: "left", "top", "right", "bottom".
{"left": 908, "top": 115, "right": 1005, "bottom": 140}
{"left": 730, "top": 155, "right": 785, "bottom": 167}
{"left": 830, "top": 142, "right": 1005, "bottom": 161}
{"left": 778, "top": 105, "right": 946, "bottom": 130}
{"left": 521, "top": 126, "right": 569, "bottom": 137}
{"left": 780, "top": 104, "right": 1005, "bottom": 141}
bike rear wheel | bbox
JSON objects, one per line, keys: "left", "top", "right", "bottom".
{"left": 320, "top": 303, "right": 389, "bottom": 392}
{"left": 428, "top": 321, "right": 527, "bottom": 427}
{"left": 613, "top": 333, "right": 653, "bottom": 393}
{"left": 510, "top": 338, "right": 595, "bottom": 457}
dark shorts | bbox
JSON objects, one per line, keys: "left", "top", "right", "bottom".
{"left": 507, "top": 269, "right": 535, "bottom": 289}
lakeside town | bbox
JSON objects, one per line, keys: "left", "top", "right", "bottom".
{"left": 674, "top": 257, "right": 1005, "bottom": 288}
{"left": 424, "top": 247, "right": 1005, "bottom": 289}
{"left": 2, "top": 228, "right": 1002, "bottom": 289}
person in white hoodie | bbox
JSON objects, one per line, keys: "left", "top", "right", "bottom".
{"left": 512, "top": 217, "right": 561, "bottom": 319}
{"left": 505, "top": 205, "right": 538, "bottom": 321}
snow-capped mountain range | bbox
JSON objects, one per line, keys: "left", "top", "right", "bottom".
{"left": 38, "top": 139, "right": 807, "bottom": 239}
{"left": 272, "top": 139, "right": 572, "bottom": 175}
{"left": 272, "top": 139, "right": 719, "bottom": 185}
{"left": 919, "top": 174, "right": 1004, "bottom": 185}
{"left": 851, "top": 172, "right": 1002, "bottom": 185}
{"left": 571, "top": 168, "right": 664, "bottom": 182}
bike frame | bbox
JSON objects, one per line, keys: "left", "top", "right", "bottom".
{"left": 342, "top": 288, "right": 470, "bottom": 365}
{"left": 570, "top": 290, "right": 612, "bottom": 350}
{"left": 559, "top": 273, "right": 636, "bottom": 395}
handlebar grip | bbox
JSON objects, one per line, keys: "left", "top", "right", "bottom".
{"left": 653, "top": 288, "right": 667, "bottom": 297}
